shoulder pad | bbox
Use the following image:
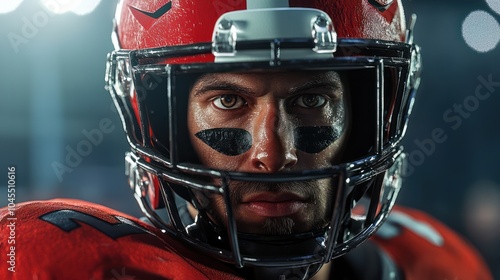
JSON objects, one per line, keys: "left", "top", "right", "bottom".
{"left": 372, "top": 207, "right": 493, "bottom": 280}
{"left": 0, "top": 199, "right": 242, "bottom": 280}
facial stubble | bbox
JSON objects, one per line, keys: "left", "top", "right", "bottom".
{"left": 204, "top": 179, "right": 334, "bottom": 235}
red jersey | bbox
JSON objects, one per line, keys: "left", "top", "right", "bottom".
{"left": 0, "top": 199, "right": 492, "bottom": 279}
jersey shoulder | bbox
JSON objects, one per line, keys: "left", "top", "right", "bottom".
{"left": 0, "top": 199, "right": 242, "bottom": 280}
{"left": 372, "top": 206, "right": 492, "bottom": 280}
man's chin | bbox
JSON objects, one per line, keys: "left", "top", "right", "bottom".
{"left": 236, "top": 217, "right": 296, "bottom": 235}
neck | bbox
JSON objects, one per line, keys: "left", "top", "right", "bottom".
{"left": 311, "top": 262, "right": 331, "bottom": 280}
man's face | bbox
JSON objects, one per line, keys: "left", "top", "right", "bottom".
{"left": 187, "top": 70, "right": 349, "bottom": 235}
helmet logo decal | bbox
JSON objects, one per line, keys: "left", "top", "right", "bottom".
{"left": 129, "top": 1, "right": 172, "bottom": 30}
{"left": 294, "top": 126, "right": 339, "bottom": 154}
{"left": 195, "top": 128, "right": 252, "bottom": 156}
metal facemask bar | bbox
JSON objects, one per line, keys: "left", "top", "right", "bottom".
{"left": 123, "top": 143, "right": 403, "bottom": 269}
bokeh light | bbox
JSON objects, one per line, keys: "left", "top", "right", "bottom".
{"left": 462, "top": 10, "right": 500, "bottom": 52}
{"left": 464, "top": 180, "right": 500, "bottom": 243}
{"left": 40, "top": 0, "right": 101, "bottom": 15}
{"left": 486, "top": 0, "right": 500, "bottom": 15}
{"left": 0, "top": 0, "right": 24, "bottom": 14}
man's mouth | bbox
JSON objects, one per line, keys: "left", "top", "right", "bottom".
{"left": 240, "top": 192, "right": 308, "bottom": 217}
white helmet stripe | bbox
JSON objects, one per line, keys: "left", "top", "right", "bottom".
{"left": 246, "top": 0, "right": 290, "bottom": 9}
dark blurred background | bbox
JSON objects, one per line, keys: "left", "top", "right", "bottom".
{"left": 1, "top": 0, "right": 499, "bottom": 278}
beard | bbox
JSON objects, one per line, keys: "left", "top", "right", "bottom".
{"left": 262, "top": 217, "right": 296, "bottom": 235}
{"left": 199, "top": 179, "right": 334, "bottom": 235}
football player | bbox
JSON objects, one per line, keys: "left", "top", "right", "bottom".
{"left": 0, "top": 0, "right": 493, "bottom": 279}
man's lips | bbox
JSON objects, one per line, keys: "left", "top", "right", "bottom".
{"left": 240, "top": 192, "right": 308, "bottom": 217}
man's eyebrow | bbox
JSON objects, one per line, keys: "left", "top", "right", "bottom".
{"left": 191, "top": 72, "right": 343, "bottom": 96}
{"left": 289, "top": 77, "right": 342, "bottom": 95}
{"left": 192, "top": 79, "right": 254, "bottom": 97}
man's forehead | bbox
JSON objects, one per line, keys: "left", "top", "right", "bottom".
{"left": 191, "top": 70, "right": 343, "bottom": 91}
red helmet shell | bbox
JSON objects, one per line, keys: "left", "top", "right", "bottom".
{"left": 115, "top": 0, "right": 406, "bottom": 52}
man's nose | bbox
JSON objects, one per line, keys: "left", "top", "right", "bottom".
{"left": 248, "top": 102, "right": 298, "bottom": 172}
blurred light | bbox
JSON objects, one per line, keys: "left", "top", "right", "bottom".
{"left": 486, "top": 0, "right": 500, "bottom": 15}
{"left": 70, "top": 0, "right": 101, "bottom": 15}
{"left": 40, "top": 0, "right": 101, "bottom": 15}
{"left": 464, "top": 180, "right": 500, "bottom": 243}
{"left": 40, "top": 0, "right": 78, "bottom": 14}
{"left": 0, "top": 0, "right": 24, "bottom": 14}
{"left": 462, "top": 10, "right": 500, "bottom": 52}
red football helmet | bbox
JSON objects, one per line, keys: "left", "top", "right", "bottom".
{"left": 105, "top": 0, "right": 421, "bottom": 277}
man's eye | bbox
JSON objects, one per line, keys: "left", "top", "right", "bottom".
{"left": 213, "top": 94, "right": 246, "bottom": 109}
{"left": 294, "top": 95, "right": 327, "bottom": 108}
